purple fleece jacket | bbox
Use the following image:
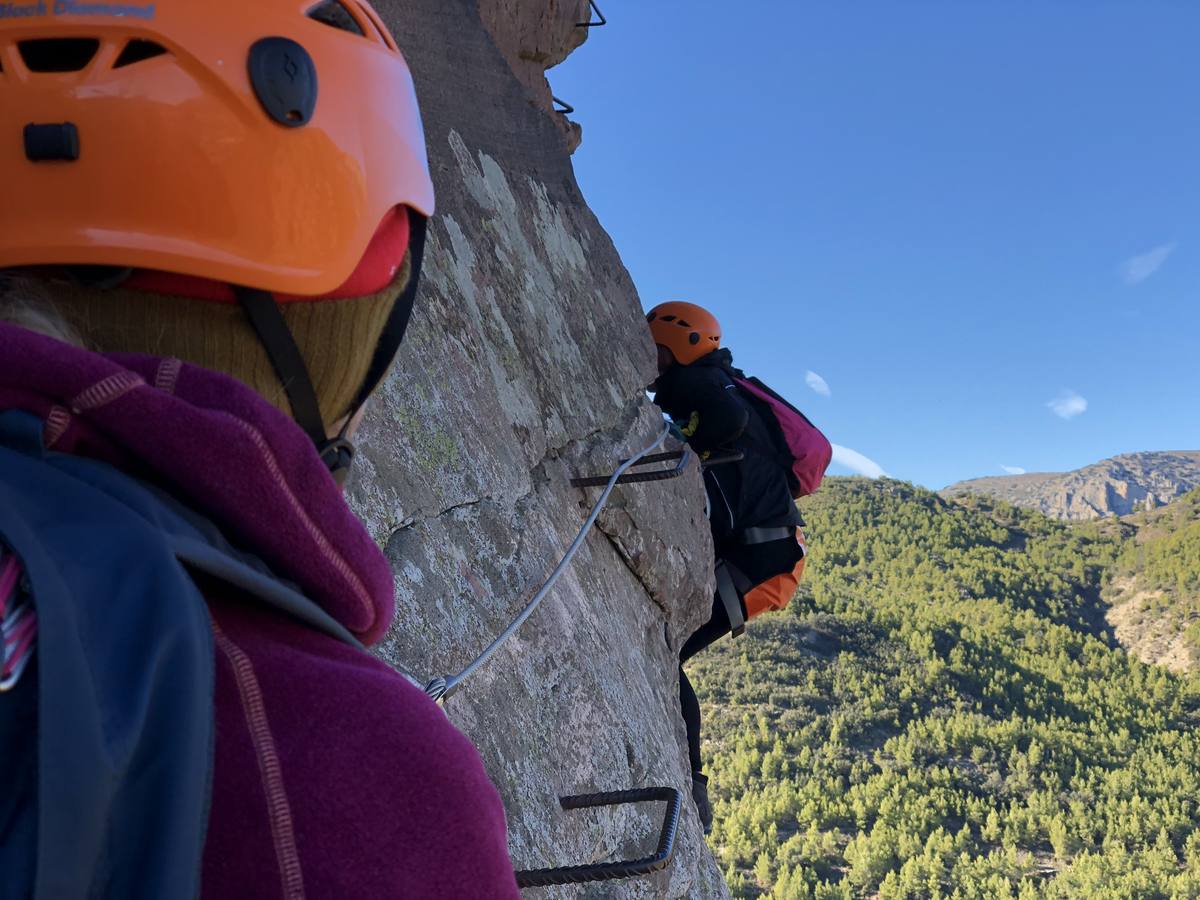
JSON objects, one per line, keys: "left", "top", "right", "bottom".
{"left": 0, "top": 324, "right": 520, "bottom": 899}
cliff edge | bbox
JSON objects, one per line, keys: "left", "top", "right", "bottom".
{"left": 349, "top": 2, "right": 729, "bottom": 896}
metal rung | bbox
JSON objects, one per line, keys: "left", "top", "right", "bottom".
{"left": 576, "top": 0, "right": 606, "bottom": 27}
{"left": 515, "top": 787, "right": 681, "bottom": 888}
{"left": 552, "top": 96, "right": 574, "bottom": 115}
{"left": 571, "top": 449, "right": 690, "bottom": 488}
{"left": 571, "top": 449, "right": 742, "bottom": 488}
{"left": 702, "top": 450, "right": 743, "bottom": 468}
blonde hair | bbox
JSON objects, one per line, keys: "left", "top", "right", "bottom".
{"left": 0, "top": 276, "right": 84, "bottom": 346}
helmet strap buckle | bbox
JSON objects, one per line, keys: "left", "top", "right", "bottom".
{"left": 317, "top": 436, "right": 356, "bottom": 486}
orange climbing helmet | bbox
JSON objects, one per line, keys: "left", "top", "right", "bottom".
{"left": 0, "top": 0, "right": 434, "bottom": 297}
{"left": 646, "top": 301, "right": 721, "bottom": 367}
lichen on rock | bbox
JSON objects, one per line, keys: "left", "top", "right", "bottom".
{"left": 348, "top": 1, "right": 729, "bottom": 896}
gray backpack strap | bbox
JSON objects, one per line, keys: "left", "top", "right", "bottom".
{"left": 0, "top": 412, "right": 213, "bottom": 900}
{"left": 118, "top": 477, "right": 363, "bottom": 650}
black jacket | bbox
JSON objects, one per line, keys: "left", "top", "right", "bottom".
{"left": 652, "top": 349, "right": 800, "bottom": 572}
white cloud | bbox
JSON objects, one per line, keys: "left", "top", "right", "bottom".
{"left": 831, "top": 444, "right": 887, "bottom": 479}
{"left": 1047, "top": 389, "right": 1088, "bottom": 420}
{"left": 1000, "top": 465, "right": 1027, "bottom": 475}
{"left": 1121, "top": 242, "right": 1177, "bottom": 285}
{"left": 805, "top": 370, "right": 831, "bottom": 397}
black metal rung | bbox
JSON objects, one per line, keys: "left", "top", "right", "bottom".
{"left": 570, "top": 449, "right": 743, "bottom": 489}
{"left": 622, "top": 451, "right": 682, "bottom": 467}
{"left": 576, "top": 0, "right": 606, "bottom": 27}
{"left": 570, "top": 450, "right": 691, "bottom": 488}
{"left": 701, "top": 450, "right": 744, "bottom": 468}
{"left": 514, "top": 787, "right": 681, "bottom": 888}
{"left": 552, "top": 95, "right": 574, "bottom": 115}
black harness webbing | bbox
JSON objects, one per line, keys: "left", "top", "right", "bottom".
{"left": 232, "top": 213, "right": 427, "bottom": 482}
{"left": 740, "top": 525, "right": 795, "bottom": 545}
{"left": 715, "top": 560, "right": 750, "bottom": 638}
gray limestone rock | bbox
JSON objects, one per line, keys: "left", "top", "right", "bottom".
{"left": 943, "top": 451, "right": 1200, "bottom": 521}
{"left": 346, "top": 1, "right": 729, "bottom": 896}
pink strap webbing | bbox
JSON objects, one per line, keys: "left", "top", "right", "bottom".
{"left": 1, "top": 553, "right": 36, "bottom": 690}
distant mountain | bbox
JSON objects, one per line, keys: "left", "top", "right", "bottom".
{"left": 943, "top": 451, "right": 1200, "bottom": 520}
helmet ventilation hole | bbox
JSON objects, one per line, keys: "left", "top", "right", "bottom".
{"left": 307, "top": 0, "right": 366, "bottom": 36}
{"left": 18, "top": 38, "right": 100, "bottom": 73}
{"left": 114, "top": 40, "right": 169, "bottom": 69}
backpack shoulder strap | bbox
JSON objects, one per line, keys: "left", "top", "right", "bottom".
{"left": 728, "top": 376, "right": 798, "bottom": 475}
{"left": 70, "top": 458, "right": 363, "bottom": 650}
{"left": 0, "top": 411, "right": 211, "bottom": 900}
{"left": 0, "top": 409, "right": 376, "bottom": 898}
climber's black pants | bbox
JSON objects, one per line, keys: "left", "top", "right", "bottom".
{"left": 679, "top": 590, "right": 735, "bottom": 775}
{"left": 679, "top": 537, "right": 799, "bottom": 776}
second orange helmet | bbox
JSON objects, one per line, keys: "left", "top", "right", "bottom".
{"left": 646, "top": 301, "right": 721, "bottom": 367}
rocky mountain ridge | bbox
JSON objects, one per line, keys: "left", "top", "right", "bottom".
{"left": 943, "top": 451, "right": 1200, "bottom": 520}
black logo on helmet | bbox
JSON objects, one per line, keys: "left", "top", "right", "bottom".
{"left": 248, "top": 38, "right": 318, "bottom": 128}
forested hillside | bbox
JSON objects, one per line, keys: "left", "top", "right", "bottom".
{"left": 689, "top": 478, "right": 1200, "bottom": 898}
{"left": 1104, "top": 489, "right": 1200, "bottom": 673}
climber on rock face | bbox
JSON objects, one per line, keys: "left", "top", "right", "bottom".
{"left": 0, "top": 3, "right": 519, "bottom": 897}
{"left": 648, "top": 301, "right": 809, "bottom": 834}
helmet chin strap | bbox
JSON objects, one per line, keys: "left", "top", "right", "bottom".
{"left": 234, "top": 286, "right": 355, "bottom": 483}
{"left": 346, "top": 214, "right": 426, "bottom": 412}
{"left": 232, "top": 212, "right": 427, "bottom": 487}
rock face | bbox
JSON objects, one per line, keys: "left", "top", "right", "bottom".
{"left": 349, "top": 2, "right": 729, "bottom": 897}
{"left": 1104, "top": 576, "right": 1197, "bottom": 674}
{"left": 479, "top": 0, "right": 588, "bottom": 152}
{"left": 1102, "top": 490, "right": 1200, "bottom": 674}
{"left": 943, "top": 452, "right": 1200, "bottom": 520}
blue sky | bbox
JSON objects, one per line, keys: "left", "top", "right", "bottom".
{"left": 552, "top": 2, "right": 1200, "bottom": 488}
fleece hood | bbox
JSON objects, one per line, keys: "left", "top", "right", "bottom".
{"left": 0, "top": 324, "right": 394, "bottom": 644}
